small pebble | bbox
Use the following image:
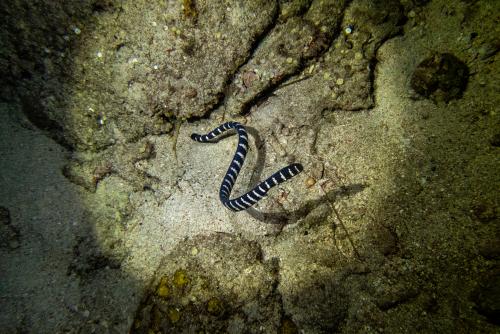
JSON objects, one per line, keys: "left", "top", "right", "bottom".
{"left": 305, "top": 177, "right": 316, "bottom": 188}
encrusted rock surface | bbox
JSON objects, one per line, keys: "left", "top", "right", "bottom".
{"left": 0, "top": 0, "right": 499, "bottom": 333}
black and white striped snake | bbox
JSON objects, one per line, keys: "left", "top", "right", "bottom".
{"left": 191, "top": 122, "right": 303, "bottom": 211}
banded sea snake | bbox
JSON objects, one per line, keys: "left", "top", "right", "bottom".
{"left": 191, "top": 122, "right": 304, "bottom": 212}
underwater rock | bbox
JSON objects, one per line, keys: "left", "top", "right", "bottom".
{"left": 225, "top": 0, "right": 346, "bottom": 115}
{"left": 1, "top": 0, "right": 278, "bottom": 151}
{"left": 226, "top": 0, "right": 406, "bottom": 115}
{"left": 131, "top": 234, "right": 281, "bottom": 333}
{"left": 410, "top": 53, "right": 469, "bottom": 102}
{"left": 287, "top": 0, "right": 405, "bottom": 115}
{"left": 62, "top": 140, "right": 156, "bottom": 192}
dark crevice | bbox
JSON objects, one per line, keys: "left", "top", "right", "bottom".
{"left": 239, "top": 7, "right": 351, "bottom": 116}
{"left": 229, "top": 1, "right": 281, "bottom": 86}
{"left": 367, "top": 56, "right": 378, "bottom": 109}
{"left": 239, "top": 70, "right": 302, "bottom": 116}
{"left": 194, "top": 1, "right": 282, "bottom": 122}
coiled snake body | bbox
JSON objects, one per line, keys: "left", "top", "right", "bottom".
{"left": 191, "top": 122, "right": 303, "bottom": 211}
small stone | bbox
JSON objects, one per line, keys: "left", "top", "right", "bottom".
{"left": 242, "top": 70, "right": 259, "bottom": 88}
{"left": 305, "top": 177, "right": 316, "bottom": 188}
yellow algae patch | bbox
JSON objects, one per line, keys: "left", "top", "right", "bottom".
{"left": 156, "top": 276, "right": 170, "bottom": 298}
{"left": 173, "top": 269, "right": 190, "bottom": 289}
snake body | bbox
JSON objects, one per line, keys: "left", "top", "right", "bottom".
{"left": 191, "top": 122, "right": 303, "bottom": 211}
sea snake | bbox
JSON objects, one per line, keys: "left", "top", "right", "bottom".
{"left": 191, "top": 122, "right": 304, "bottom": 211}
